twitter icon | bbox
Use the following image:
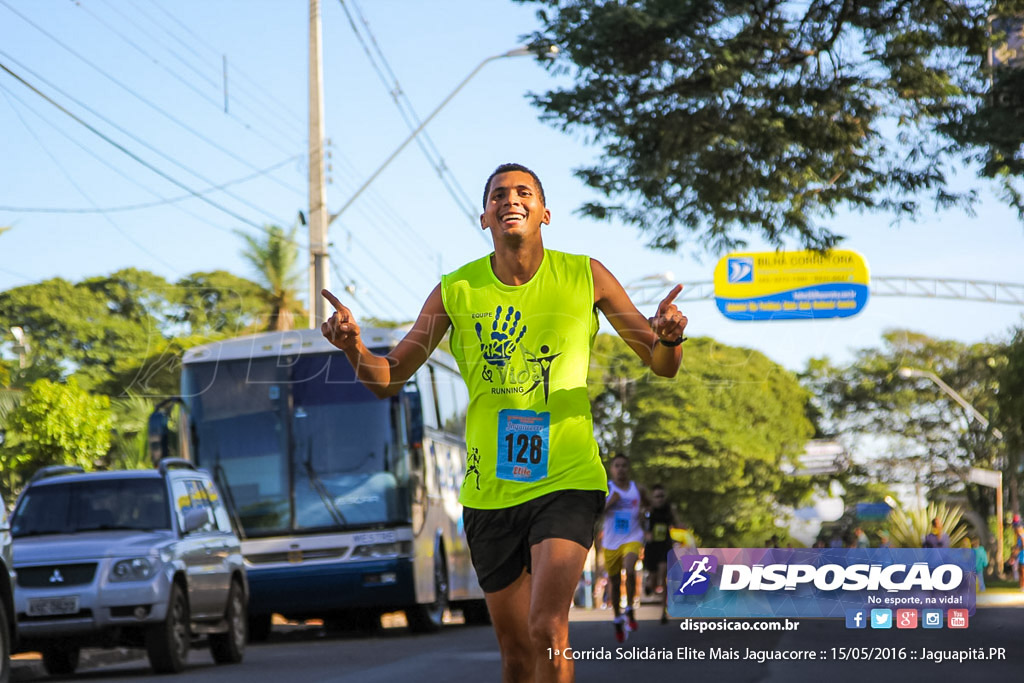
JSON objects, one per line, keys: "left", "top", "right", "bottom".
{"left": 870, "top": 609, "right": 892, "bottom": 629}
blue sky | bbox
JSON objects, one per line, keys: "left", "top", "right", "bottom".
{"left": 1, "top": 0, "right": 1022, "bottom": 372}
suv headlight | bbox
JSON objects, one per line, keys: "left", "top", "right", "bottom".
{"left": 110, "top": 557, "right": 158, "bottom": 582}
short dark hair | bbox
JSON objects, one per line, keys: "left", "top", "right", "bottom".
{"left": 482, "top": 163, "right": 546, "bottom": 209}
{"left": 651, "top": 483, "right": 665, "bottom": 492}
{"left": 610, "top": 453, "right": 629, "bottom": 463}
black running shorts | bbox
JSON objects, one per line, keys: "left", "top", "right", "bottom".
{"left": 463, "top": 489, "right": 605, "bottom": 593}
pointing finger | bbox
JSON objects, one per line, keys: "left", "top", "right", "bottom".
{"left": 658, "top": 284, "right": 684, "bottom": 314}
{"left": 321, "top": 288, "right": 349, "bottom": 315}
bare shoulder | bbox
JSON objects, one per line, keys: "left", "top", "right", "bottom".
{"left": 590, "top": 257, "right": 626, "bottom": 304}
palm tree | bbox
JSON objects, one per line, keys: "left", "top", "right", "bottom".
{"left": 236, "top": 224, "right": 307, "bottom": 331}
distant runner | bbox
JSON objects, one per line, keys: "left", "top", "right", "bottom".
{"left": 602, "top": 454, "right": 648, "bottom": 642}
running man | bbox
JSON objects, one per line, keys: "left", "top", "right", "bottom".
{"left": 602, "top": 453, "right": 648, "bottom": 642}
{"left": 643, "top": 483, "right": 678, "bottom": 624}
{"left": 321, "top": 163, "right": 686, "bottom": 683}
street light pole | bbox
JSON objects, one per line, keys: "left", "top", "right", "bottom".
{"left": 898, "top": 366, "right": 1005, "bottom": 574}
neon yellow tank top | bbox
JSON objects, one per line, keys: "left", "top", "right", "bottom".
{"left": 441, "top": 249, "right": 607, "bottom": 509}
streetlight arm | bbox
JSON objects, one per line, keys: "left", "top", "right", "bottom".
{"left": 329, "top": 47, "right": 550, "bottom": 225}
{"left": 900, "top": 367, "right": 1003, "bottom": 439}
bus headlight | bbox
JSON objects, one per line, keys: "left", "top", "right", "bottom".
{"left": 351, "top": 541, "right": 411, "bottom": 559}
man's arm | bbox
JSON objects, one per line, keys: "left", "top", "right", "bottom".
{"left": 321, "top": 285, "right": 451, "bottom": 398}
{"left": 592, "top": 259, "right": 685, "bottom": 378}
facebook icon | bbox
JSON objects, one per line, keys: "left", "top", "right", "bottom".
{"left": 845, "top": 609, "right": 867, "bottom": 629}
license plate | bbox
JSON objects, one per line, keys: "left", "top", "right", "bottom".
{"left": 352, "top": 531, "right": 397, "bottom": 545}
{"left": 27, "top": 596, "right": 80, "bottom": 617}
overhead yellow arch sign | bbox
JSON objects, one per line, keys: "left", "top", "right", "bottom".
{"left": 713, "top": 250, "right": 870, "bottom": 321}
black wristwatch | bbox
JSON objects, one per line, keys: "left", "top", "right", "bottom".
{"left": 658, "top": 336, "right": 687, "bottom": 347}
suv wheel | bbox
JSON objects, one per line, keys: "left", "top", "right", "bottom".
{"left": 40, "top": 643, "right": 79, "bottom": 676}
{"left": 146, "top": 583, "right": 191, "bottom": 673}
{"left": 209, "top": 580, "right": 247, "bottom": 664}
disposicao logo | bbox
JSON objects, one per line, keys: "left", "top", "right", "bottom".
{"left": 676, "top": 555, "right": 718, "bottom": 596}
{"left": 667, "top": 548, "right": 975, "bottom": 620}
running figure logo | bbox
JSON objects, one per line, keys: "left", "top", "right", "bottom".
{"left": 676, "top": 554, "right": 718, "bottom": 596}
{"left": 465, "top": 448, "right": 481, "bottom": 490}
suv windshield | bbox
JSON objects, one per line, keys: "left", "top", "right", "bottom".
{"left": 11, "top": 478, "right": 171, "bottom": 537}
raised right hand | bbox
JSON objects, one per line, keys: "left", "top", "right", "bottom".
{"left": 321, "top": 288, "right": 361, "bottom": 351}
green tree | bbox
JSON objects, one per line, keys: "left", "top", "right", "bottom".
{"left": 589, "top": 334, "right": 815, "bottom": 545}
{"left": 173, "top": 270, "right": 265, "bottom": 337}
{"left": 1, "top": 378, "right": 112, "bottom": 487}
{"left": 995, "top": 327, "right": 1024, "bottom": 516}
{"left": 804, "top": 330, "right": 1006, "bottom": 532}
{"left": 236, "top": 225, "right": 307, "bottom": 331}
{"left": 108, "top": 393, "right": 156, "bottom": 470}
{"left": 0, "top": 271, "right": 174, "bottom": 391}
{"left": 518, "top": 0, "right": 1024, "bottom": 251}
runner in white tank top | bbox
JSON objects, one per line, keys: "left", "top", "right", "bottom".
{"left": 603, "top": 480, "right": 644, "bottom": 549}
{"left": 601, "top": 454, "right": 649, "bottom": 642}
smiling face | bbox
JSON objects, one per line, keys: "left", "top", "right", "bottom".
{"left": 480, "top": 170, "right": 550, "bottom": 246}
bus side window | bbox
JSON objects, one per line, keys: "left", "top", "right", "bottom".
{"left": 450, "top": 370, "right": 469, "bottom": 434}
{"left": 432, "top": 368, "right": 460, "bottom": 432}
{"left": 415, "top": 366, "right": 440, "bottom": 430}
{"left": 434, "top": 365, "right": 467, "bottom": 434}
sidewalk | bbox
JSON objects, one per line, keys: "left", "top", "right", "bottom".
{"left": 977, "top": 588, "right": 1024, "bottom": 607}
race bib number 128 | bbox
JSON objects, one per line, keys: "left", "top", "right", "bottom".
{"left": 496, "top": 410, "right": 550, "bottom": 483}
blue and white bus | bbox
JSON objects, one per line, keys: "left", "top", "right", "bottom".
{"left": 148, "top": 327, "right": 487, "bottom": 637}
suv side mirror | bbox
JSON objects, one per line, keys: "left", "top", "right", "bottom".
{"left": 182, "top": 508, "right": 212, "bottom": 534}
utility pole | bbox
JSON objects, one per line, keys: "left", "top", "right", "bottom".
{"left": 308, "top": 0, "right": 330, "bottom": 328}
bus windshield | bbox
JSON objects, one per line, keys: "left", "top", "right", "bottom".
{"left": 183, "top": 353, "right": 408, "bottom": 537}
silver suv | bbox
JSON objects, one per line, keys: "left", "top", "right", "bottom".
{"left": 9, "top": 460, "right": 247, "bottom": 675}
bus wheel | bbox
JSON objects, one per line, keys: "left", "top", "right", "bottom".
{"left": 407, "top": 554, "right": 448, "bottom": 633}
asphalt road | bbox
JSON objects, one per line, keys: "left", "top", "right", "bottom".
{"left": 13, "top": 603, "right": 1022, "bottom": 682}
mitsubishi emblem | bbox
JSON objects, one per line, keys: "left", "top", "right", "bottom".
{"left": 49, "top": 569, "right": 64, "bottom": 584}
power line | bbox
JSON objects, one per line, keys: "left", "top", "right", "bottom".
{"left": 0, "top": 59, "right": 276, "bottom": 233}
{"left": 0, "top": 155, "right": 300, "bottom": 214}
{"left": 0, "top": 48, "right": 292, "bottom": 226}
{"left": 129, "top": 0, "right": 305, "bottom": 136}
{"left": 0, "top": 87, "right": 179, "bottom": 273}
{"left": 0, "top": 0, "right": 305, "bottom": 197}
{"left": 0, "top": 80, "right": 277, "bottom": 248}
{"left": 328, "top": 246, "right": 407, "bottom": 321}
{"left": 336, "top": 0, "right": 488, "bottom": 245}
{"left": 143, "top": 0, "right": 307, "bottom": 127}
{"left": 81, "top": 0, "right": 304, "bottom": 154}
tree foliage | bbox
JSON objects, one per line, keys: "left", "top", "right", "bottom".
{"left": 518, "top": 0, "right": 1024, "bottom": 252}
{"left": 235, "top": 224, "right": 307, "bottom": 331}
{"left": 804, "top": 330, "right": 1007, "bottom": 526}
{"left": 589, "top": 334, "right": 815, "bottom": 545}
{"left": 0, "top": 268, "right": 269, "bottom": 395}
{"left": 995, "top": 327, "right": 1024, "bottom": 515}
{"left": 1, "top": 378, "right": 112, "bottom": 486}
